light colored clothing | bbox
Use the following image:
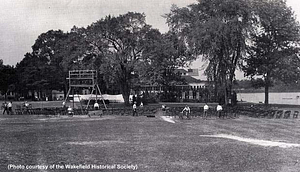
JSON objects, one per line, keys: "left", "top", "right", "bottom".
{"left": 204, "top": 104, "right": 209, "bottom": 111}
{"left": 67, "top": 107, "right": 73, "bottom": 115}
{"left": 182, "top": 106, "right": 190, "bottom": 113}
{"left": 7, "top": 102, "right": 12, "bottom": 108}
{"left": 94, "top": 102, "right": 99, "bottom": 109}
{"left": 217, "top": 105, "right": 223, "bottom": 111}
{"left": 140, "top": 102, "right": 143, "bottom": 107}
{"left": 132, "top": 104, "right": 137, "bottom": 116}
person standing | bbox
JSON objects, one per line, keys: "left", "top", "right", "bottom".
{"left": 7, "top": 101, "right": 13, "bottom": 115}
{"left": 203, "top": 103, "right": 209, "bottom": 119}
{"left": 67, "top": 106, "right": 74, "bottom": 116}
{"left": 132, "top": 102, "right": 137, "bottom": 116}
{"left": 24, "top": 101, "right": 30, "bottom": 114}
{"left": 62, "top": 101, "right": 67, "bottom": 115}
{"left": 162, "top": 104, "right": 166, "bottom": 116}
{"left": 2, "top": 102, "right": 8, "bottom": 115}
{"left": 217, "top": 104, "right": 223, "bottom": 118}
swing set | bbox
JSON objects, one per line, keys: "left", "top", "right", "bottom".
{"left": 64, "top": 70, "right": 107, "bottom": 115}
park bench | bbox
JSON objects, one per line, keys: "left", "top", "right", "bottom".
{"left": 259, "top": 110, "right": 269, "bottom": 118}
{"left": 171, "top": 107, "right": 184, "bottom": 118}
{"left": 73, "top": 109, "right": 88, "bottom": 115}
{"left": 228, "top": 106, "right": 239, "bottom": 118}
{"left": 283, "top": 110, "right": 291, "bottom": 119}
{"left": 14, "top": 105, "right": 24, "bottom": 115}
{"left": 267, "top": 110, "right": 277, "bottom": 118}
{"left": 141, "top": 106, "right": 158, "bottom": 117}
{"left": 190, "top": 107, "right": 203, "bottom": 117}
{"left": 111, "top": 107, "right": 129, "bottom": 116}
{"left": 88, "top": 109, "right": 104, "bottom": 117}
{"left": 203, "top": 108, "right": 218, "bottom": 119}
{"left": 112, "top": 108, "right": 123, "bottom": 115}
{"left": 293, "top": 111, "right": 299, "bottom": 118}
{"left": 14, "top": 108, "right": 23, "bottom": 115}
{"left": 275, "top": 110, "right": 283, "bottom": 118}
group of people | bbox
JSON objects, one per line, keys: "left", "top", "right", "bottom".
{"left": 132, "top": 101, "right": 143, "bottom": 116}
{"left": 179, "top": 103, "right": 224, "bottom": 119}
{"left": 2, "top": 101, "right": 13, "bottom": 115}
{"left": 61, "top": 101, "right": 102, "bottom": 116}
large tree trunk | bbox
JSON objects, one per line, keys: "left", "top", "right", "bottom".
{"left": 264, "top": 73, "right": 270, "bottom": 105}
{"left": 264, "top": 84, "right": 269, "bottom": 105}
{"left": 120, "top": 82, "right": 131, "bottom": 106}
{"left": 222, "top": 74, "right": 229, "bottom": 105}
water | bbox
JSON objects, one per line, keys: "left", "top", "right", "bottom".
{"left": 237, "top": 92, "right": 300, "bottom": 105}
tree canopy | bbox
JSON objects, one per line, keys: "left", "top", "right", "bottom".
{"left": 14, "top": 12, "right": 193, "bottom": 104}
{"left": 10, "top": 2, "right": 300, "bottom": 105}
{"left": 243, "top": 0, "right": 300, "bottom": 104}
{"left": 0, "top": 60, "right": 16, "bottom": 98}
{"left": 166, "top": 0, "right": 254, "bottom": 104}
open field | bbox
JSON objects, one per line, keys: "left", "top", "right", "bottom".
{"left": 1, "top": 110, "right": 300, "bottom": 172}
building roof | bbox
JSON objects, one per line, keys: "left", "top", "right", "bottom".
{"left": 174, "top": 69, "right": 188, "bottom": 74}
{"left": 182, "top": 76, "right": 206, "bottom": 84}
{"left": 187, "top": 69, "right": 199, "bottom": 76}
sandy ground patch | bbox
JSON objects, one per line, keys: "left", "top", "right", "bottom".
{"left": 161, "top": 116, "right": 176, "bottom": 123}
{"left": 35, "top": 116, "right": 115, "bottom": 122}
{"left": 200, "top": 134, "right": 300, "bottom": 148}
{"left": 66, "top": 140, "right": 126, "bottom": 146}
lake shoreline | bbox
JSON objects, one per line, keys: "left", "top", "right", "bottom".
{"left": 237, "top": 92, "right": 300, "bottom": 106}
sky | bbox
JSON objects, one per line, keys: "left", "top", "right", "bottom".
{"left": 0, "top": 0, "right": 299, "bottom": 79}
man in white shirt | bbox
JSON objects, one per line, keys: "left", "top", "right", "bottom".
{"left": 217, "top": 104, "right": 224, "bottom": 118}
{"left": 24, "top": 101, "right": 30, "bottom": 114}
{"left": 7, "top": 102, "right": 12, "bottom": 115}
{"left": 181, "top": 105, "right": 191, "bottom": 119}
{"left": 132, "top": 102, "right": 137, "bottom": 116}
{"left": 161, "top": 104, "right": 166, "bottom": 116}
{"left": 203, "top": 103, "right": 209, "bottom": 119}
{"left": 67, "top": 106, "right": 74, "bottom": 116}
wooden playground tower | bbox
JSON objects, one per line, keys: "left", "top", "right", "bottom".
{"left": 65, "top": 70, "right": 107, "bottom": 110}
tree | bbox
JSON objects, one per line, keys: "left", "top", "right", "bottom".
{"left": 31, "top": 30, "right": 68, "bottom": 93}
{"left": 28, "top": 28, "right": 92, "bottom": 96}
{"left": 17, "top": 29, "right": 81, "bottom": 99}
{"left": 243, "top": 0, "right": 300, "bottom": 105}
{"left": 86, "top": 12, "right": 163, "bottom": 105}
{"left": 138, "top": 31, "right": 194, "bottom": 101}
{"left": 166, "top": 0, "right": 254, "bottom": 104}
{"left": 16, "top": 53, "right": 52, "bottom": 99}
{"left": 140, "top": 32, "right": 192, "bottom": 86}
{"left": 0, "top": 60, "right": 17, "bottom": 99}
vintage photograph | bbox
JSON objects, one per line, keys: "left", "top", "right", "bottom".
{"left": 1, "top": 0, "right": 300, "bottom": 171}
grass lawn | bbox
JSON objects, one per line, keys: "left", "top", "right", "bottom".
{"left": 1, "top": 108, "right": 300, "bottom": 172}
